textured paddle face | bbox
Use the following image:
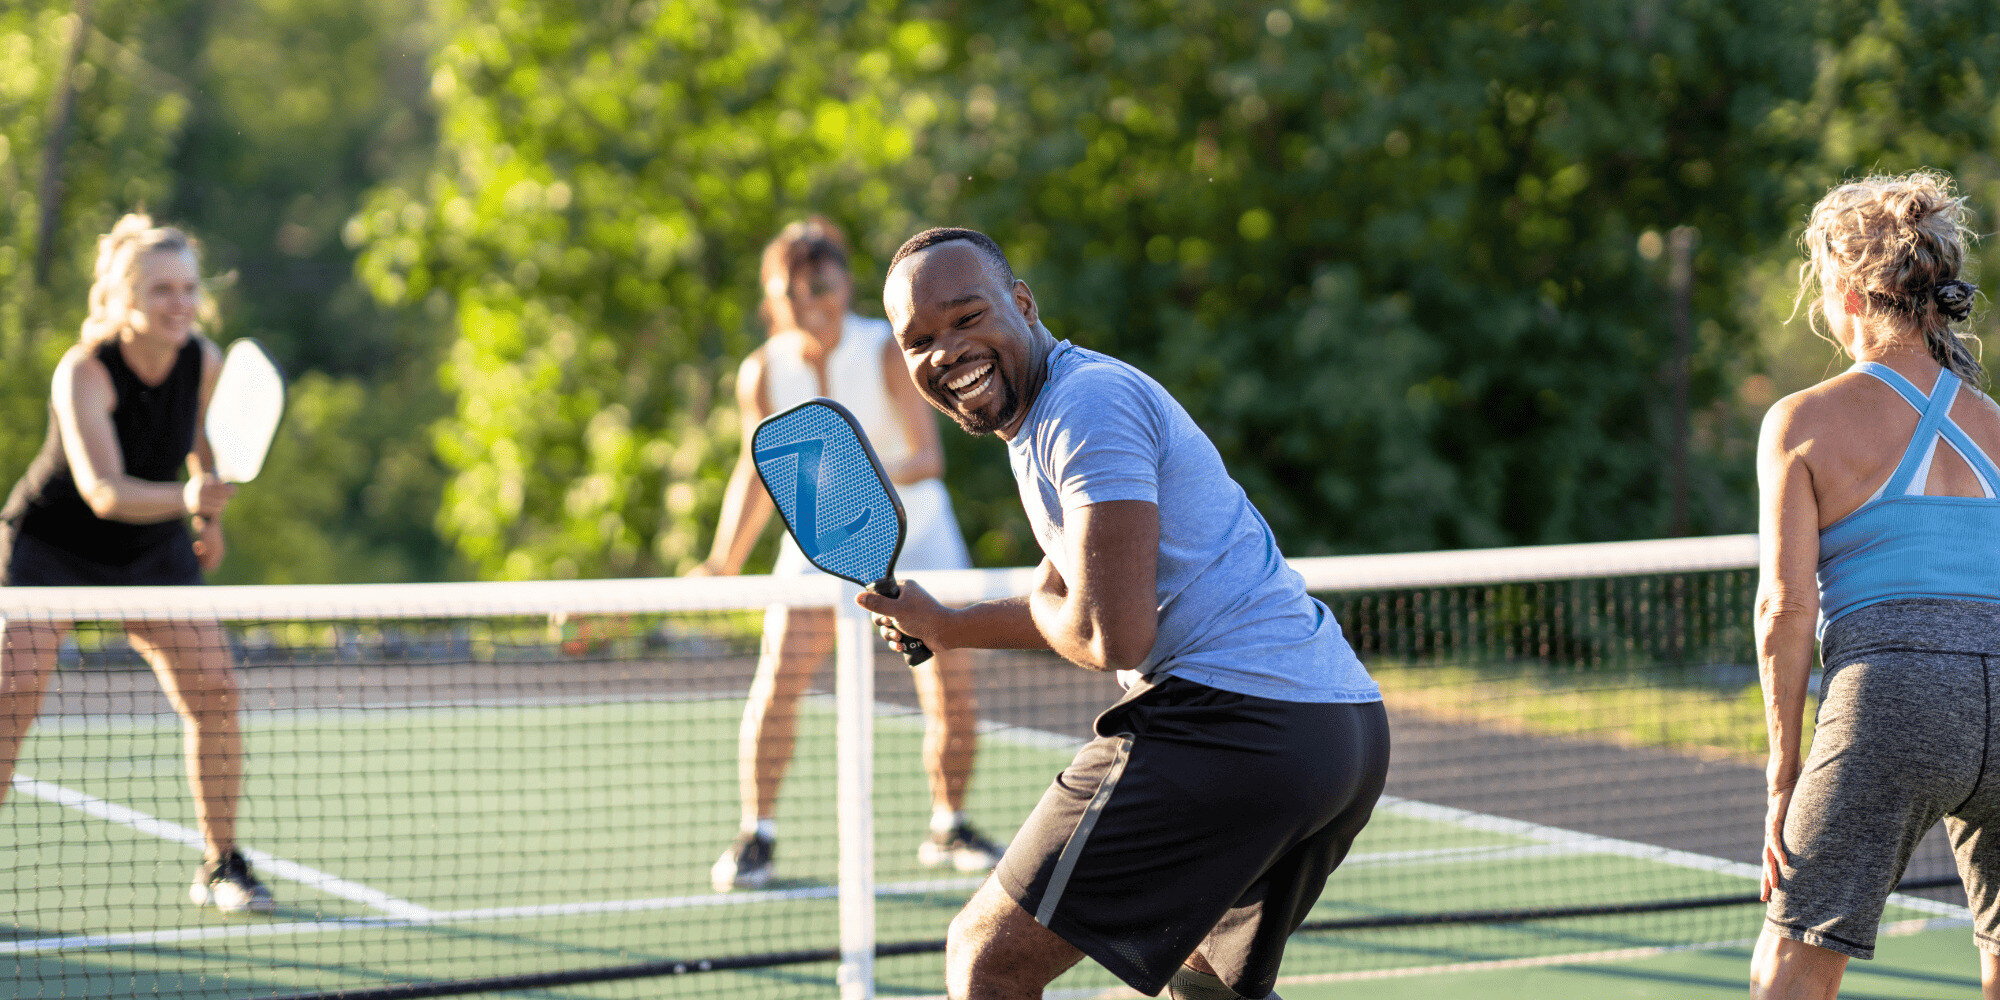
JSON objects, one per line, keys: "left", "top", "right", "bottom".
{"left": 752, "top": 398, "right": 907, "bottom": 588}
{"left": 205, "top": 339, "right": 284, "bottom": 483}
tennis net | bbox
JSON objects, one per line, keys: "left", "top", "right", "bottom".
{"left": 0, "top": 535, "right": 1972, "bottom": 999}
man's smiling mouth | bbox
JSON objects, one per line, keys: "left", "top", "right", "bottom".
{"left": 944, "top": 361, "right": 996, "bottom": 400}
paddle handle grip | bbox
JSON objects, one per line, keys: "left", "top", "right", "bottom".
{"left": 870, "top": 579, "right": 933, "bottom": 667}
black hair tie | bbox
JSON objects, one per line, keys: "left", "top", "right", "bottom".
{"left": 1936, "top": 279, "right": 1978, "bottom": 322}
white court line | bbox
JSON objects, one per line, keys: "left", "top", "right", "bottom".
{"left": 934, "top": 712, "right": 1975, "bottom": 915}
{"left": 959, "top": 715, "right": 1979, "bottom": 917}
{"left": 11, "top": 776, "right": 436, "bottom": 922}
{"left": 894, "top": 916, "right": 1973, "bottom": 1000}
{"left": 1344, "top": 842, "right": 1584, "bottom": 869}
{"left": 20, "top": 696, "right": 1965, "bottom": 964}
{"left": 4, "top": 856, "right": 1588, "bottom": 957}
{"left": 0, "top": 875, "right": 986, "bottom": 956}
{"left": 1378, "top": 796, "right": 1971, "bottom": 920}
{"left": 29, "top": 689, "right": 752, "bottom": 735}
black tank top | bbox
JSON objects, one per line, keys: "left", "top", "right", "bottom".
{"left": 1, "top": 337, "right": 202, "bottom": 565}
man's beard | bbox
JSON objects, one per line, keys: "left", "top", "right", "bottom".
{"left": 933, "top": 369, "right": 1019, "bottom": 436}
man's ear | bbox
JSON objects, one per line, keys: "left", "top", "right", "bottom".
{"left": 1014, "top": 279, "right": 1039, "bottom": 328}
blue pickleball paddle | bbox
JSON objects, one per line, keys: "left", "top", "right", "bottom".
{"left": 752, "top": 397, "right": 932, "bottom": 666}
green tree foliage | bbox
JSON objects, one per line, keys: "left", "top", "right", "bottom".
{"left": 924, "top": 0, "right": 1825, "bottom": 552}
{"left": 381, "top": 0, "right": 1973, "bottom": 575}
{"left": 1749, "top": 1, "right": 2000, "bottom": 403}
{"left": 15, "top": 1, "right": 1994, "bottom": 580}
{"left": 0, "top": 2, "right": 185, "bottom": 480}
{"left": 138, "top": 0, "right": 450, "bottom": 582}
{"left": 354, "top": 0, "right": 954, "bottom": 578}
{"left": 0, "top": 0, "right": 448, "bottom": 584}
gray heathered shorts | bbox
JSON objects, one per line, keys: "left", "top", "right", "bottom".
{"left": 1766, "top": 598, "right": 2000, "bottom": 959}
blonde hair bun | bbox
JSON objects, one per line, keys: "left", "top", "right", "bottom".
{"left": 1800, "top": 170, "right": 1981, "bottom": 383}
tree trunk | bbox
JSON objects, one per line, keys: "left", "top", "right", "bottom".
{"left": 33, "top": 0, "right": 95, "bottom": 288}
{"left": 1666, "top": 225, "right": 1698, "bottom": 537}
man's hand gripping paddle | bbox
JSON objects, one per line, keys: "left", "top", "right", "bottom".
{"left": 752, "top": 398, "right": 933, "bottom": 666}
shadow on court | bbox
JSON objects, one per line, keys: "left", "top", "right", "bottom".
{"left": 1530, "top": 945, "right": 1979, "bottom": 1000}
{"left": 1562, "top": 965, "right": 1973, "bottom": 1000}
{"left": 890, "top": 647, "right": 1967, "bottom": 908}
{"left": 1, "top": 953, "right": 295, "bottom": 1000}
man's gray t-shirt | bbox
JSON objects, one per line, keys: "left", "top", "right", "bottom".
{"left": 1007, "top": 341, "right": 1379, "bottom": 703}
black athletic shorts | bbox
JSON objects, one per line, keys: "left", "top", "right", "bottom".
{"left": 995, "top": 674, "right": 1390, "bottom": 998}
{"left": 0, "top": 521, "right": 202, "bottom": 587}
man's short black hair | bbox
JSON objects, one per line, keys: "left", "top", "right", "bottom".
{"left": 888, "top": 227, "right": 1016, "bottom": 285}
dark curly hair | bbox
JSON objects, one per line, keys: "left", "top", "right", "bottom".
{"left": 888, "top": 227, "right": 1016, "bottom": 286}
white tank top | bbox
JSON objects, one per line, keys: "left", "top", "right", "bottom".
{"left": 761, "top": 314, "right": 971, "bottom": 577}
{"left": 762, "top": 314, "right": 912, "bottom": 466}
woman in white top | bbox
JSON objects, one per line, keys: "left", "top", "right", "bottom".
{"left": 699, "top": 218, "right": 1001, "bottom": 891}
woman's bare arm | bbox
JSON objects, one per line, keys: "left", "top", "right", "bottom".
{"left": 54, "top": 345, "right": 225, "bottom": 523}
{"left": 1755, "top": 395, "right": 1822, "bottom": 792}
{"left": 700, "top": 351, "right": 776, "bottom": 574}
{"left": 1753, "top": 392, "right": 1823, "bottom": 898}
{"left": 188, "top": 338, "right": 228, "bottom": 569}
{"left": 880, "top": 336, "right": 944, "bottom": 485}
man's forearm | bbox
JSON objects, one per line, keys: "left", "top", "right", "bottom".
{"left": 1029, "top": 585, "right": 1126, "bottom": 672}
{"left": 942, "top": 596, "right": 1049, "bottom": 651}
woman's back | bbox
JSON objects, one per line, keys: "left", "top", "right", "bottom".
{"left": 1803, "top": 360, "right": 2000, "bottom": 624}
{"left": 1792, "top": 361, "right": 2000, "bottom": 529}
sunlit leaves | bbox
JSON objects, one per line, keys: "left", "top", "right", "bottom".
{"left": 356, "top": 0, "right": 2000, "bottom": 574}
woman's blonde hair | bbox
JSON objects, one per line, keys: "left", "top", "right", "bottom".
{"left": 79, "top": 212, "right": 207, "bottom": 346}
{"left": 1799, "top": 169, "right": 1982, "bottom": 383}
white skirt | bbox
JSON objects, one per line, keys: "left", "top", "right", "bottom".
{"left": 773, "top": 477, "right": 972, "bottom": 578}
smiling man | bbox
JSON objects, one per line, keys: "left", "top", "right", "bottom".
{"left": 857, "top": 228, "right": 1390, "bottom": 1000}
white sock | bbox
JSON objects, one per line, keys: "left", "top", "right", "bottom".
{"left": 930, "top": 809, "right": 964, "bottom": 835}
{"left": 743, "top": 818, "right": 776, "bottom": 840}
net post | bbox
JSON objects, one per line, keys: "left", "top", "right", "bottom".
{"left": 833, "top": 581, "right": 877, "bottom": 1000}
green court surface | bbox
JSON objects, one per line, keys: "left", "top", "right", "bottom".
{"left": 3, "top": 694, "right": 1972, "bottom": 999}
{"left": 1279, "top": 927, "right": 1984, "bottom": 1000}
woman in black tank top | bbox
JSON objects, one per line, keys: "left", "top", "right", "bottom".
{"left": 0, "top": 214, "right": 273, "bottom": 913}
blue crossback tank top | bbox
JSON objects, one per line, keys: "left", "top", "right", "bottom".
{"left": 1817, "top": 362, "right": 2000, "bottom": 626}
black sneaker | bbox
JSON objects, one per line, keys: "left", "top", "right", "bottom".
{"left": 710, "top": 832, "right": 775, "bottom": 892}
{"left": 189, "top": 849, "right": 275, "bottom": 914}
{"left": 918, "top": 821, "right": 1004, "bottom": 872}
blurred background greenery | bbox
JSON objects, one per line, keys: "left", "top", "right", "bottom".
{"left": 3, "top": 0, "right": 1996, "bottom": 583}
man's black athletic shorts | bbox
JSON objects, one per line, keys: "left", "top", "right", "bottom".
{"left": 995, "top": 674, "right": 1390, "bottom": 997}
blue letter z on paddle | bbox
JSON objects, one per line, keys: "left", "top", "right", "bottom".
{"left": 749, "top": 438, "right": 872, "bottom": 559}
{"left": 750, "top": 397, "right": 931, "bottom": 665}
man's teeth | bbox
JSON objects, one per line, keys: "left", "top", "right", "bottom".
{"left": 947, "top": 363, "right": 993, "bottom": 393}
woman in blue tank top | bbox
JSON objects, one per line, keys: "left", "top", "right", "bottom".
{"left": 0, "top": 214, "right": 273, "bottom": 913}
{"left": 1753, "top": 172, "right": 1999, "bottom": 997}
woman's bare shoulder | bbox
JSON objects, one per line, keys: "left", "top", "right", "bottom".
{"left": 1773, "top": 372, "right": 1880, "bottom": 424}
{"left": 51, "top": 344, "right": 108, "bottom": 387}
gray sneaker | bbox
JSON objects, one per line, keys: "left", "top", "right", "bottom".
{"left": 710, "top": 832, "right": 775, "bottom": 892}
